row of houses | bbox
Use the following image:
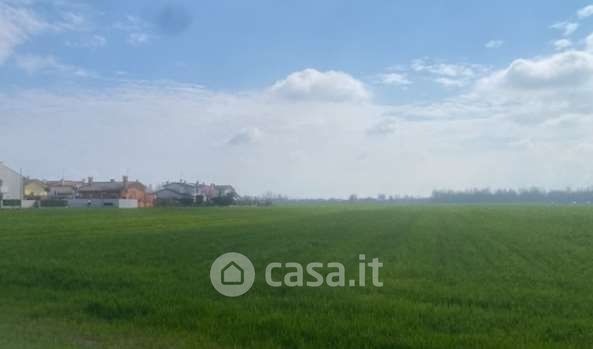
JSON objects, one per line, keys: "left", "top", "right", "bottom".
{"left": 23, "top": 176, "right": 155, "bottom": 208}
{"left": 1, "top": 162, "right": 237, "bottom": 208}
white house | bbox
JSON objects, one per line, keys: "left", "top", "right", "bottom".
{"left": 156, "top": 182, "right": 196, "bottom": 201}
{"left": 0, "top": 162, "right": 23, "bottom": 201}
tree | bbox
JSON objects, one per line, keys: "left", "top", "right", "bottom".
{"left": 211, "top": 192, "right": 236, "bottom": 206}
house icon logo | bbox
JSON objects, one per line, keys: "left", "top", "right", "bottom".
{"left": 210, "top": 252, "right": 255, "bottom": 297}
{"left": 221, "top": 261, "right": 244, "bottom": 285}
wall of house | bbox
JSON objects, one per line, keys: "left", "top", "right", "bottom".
{"left": 48, "top": 186, "right": 77, "bottom": 199}
{"left": 78, "top": 190, "right": 121, "bottom": 199}
{"left": 21, "top": 200, "right": 37, "bottom": 208}
{"left": 117, "top": 199, "right": 139, "bottom": 209}
{"left": 67, "top": 199, "right": 138, "bottom": 208}
{"left": 155, "top": 189, "right": 186, "bottom": 200}
{"left": 124, "top": 187, "right": 142, "bottom": 200}
{"left": 0, "top": 163, "right": 23, "bottom": 200}
{"left": 124, "top": 187, "right": 154, "bottom": 208}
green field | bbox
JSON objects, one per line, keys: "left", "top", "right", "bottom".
{"left": 1, "top": 205, "right": 593, "bottom": 348}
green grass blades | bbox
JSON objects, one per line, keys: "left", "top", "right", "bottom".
{"left": 1, "top": 205, "right": 593, "bottom": 348}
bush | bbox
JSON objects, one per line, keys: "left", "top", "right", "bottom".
{"left": 155, "top": 198, "right": 196, "bottom": 207}
{"left": 210, "top": 193, "right": 236, "bottom": 206}
{"left": 40, "top": 200, "right": 68, "bottom": 208}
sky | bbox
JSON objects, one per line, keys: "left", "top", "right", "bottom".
{"left": 2, "top": 0, "right": 593, "bottom": 198}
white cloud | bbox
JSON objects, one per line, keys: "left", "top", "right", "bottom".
{"left": 410, "top": 58, "right": 489, "bottom": 88}
{"left": 227, "top": 127, "right": 263, "bottom": 146}
{"left": 411, "top": 59, "right": 488, "bottom": 78}
{"left": 0, "top": 80, "right": 383, "bottom": 197}
{"left": 66, "top": 34, "right": 106, "bottom": 49}
{"left": 269, "top": 68, "right": 370, "bottom": 102}
{"left": 15, "top": 54, "right": 94, "bottom": 77}
{"left": 384, "top": 49, "right": 593, "bottom": 126}
{"left": 485, "top": 40, "right": 504, "bottom": 49}
{"left": 552, "top": 39, "right": 572, "bottom": 51}
{"left": 113, "top": 15, "right": 146, "bottom": 31}
{"left": 434, "top": 77, "right": 465, "bottom": 88}
{"left": 85, "top": 34, "right": 107, "bottom": 48}
{"left": 412, "top": 49, "right": 593, "bottom": 127}
{"left": 587, "top": 33, "right": 593, "bottom": 52}
{"left": 551, "top": 22, "right": 579, "bottom": 36}
{"left": 367, "top": 119, "right": 397, "bottom": 135}
{"left": 0, "top": 2, "right": 93, "bottom": 63}
{"left": 479, "top": 50, "right": 593, "bottom": 92}
{"left": 114, "top": 15, "right": 155, "bottom": 46}
{"left": 577, "top": 5, "right": 593, "bottom": 19}
{"left": 128, "top": 32, "right": 151, "bottom": 46}
{"left": 0, "top": 3, "right": 47, "bottom": 64}
{"left": 57, "top": 11, "right": 87, "bottom": 31}
{"left": 376, "top": 72, "right": 411, "bottom": 86}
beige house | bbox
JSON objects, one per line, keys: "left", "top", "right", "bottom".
{"left": 24, "top": 179, "right": 48, "bottom": 199}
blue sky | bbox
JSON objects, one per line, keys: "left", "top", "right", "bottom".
{"left": 2, "top": 0, "right": 593, "bottom": 197}
{"left": 5, "top": 1, "right": 592, "bottom": 94}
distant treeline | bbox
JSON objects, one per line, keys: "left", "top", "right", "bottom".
{"left": 267, "top": 187, "right": 593, "bottom": 205}
{"left": 430, "top": 188, "right": 593, "bottom": 204}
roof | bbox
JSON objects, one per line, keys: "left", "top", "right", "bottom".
{"left": 50, "top": 186, "right": 76, "bottom": 193}
{"left": 78, "top": 182, "right": 124, "bottom": 192}
{"left": 162, "top": 182, "right": 196, "bottom": 195}
{"left": 79, "top": 180, "right": 145, "bottom": 193}
{"left": 46, "top": 180, "right": 85, "bottom": 188}
{"left": 164, "top": 182, "right": 195, "bottom": 188}
{"left": 223, "top": 261, "right": 243, "bottom": 271}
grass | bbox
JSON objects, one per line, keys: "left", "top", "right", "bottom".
{"left": 1, "top": 205, "right": 593, "bottom": 348}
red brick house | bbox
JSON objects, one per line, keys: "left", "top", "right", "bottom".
{"left": 77, "top": 176, "right": 154, "bottom": 208}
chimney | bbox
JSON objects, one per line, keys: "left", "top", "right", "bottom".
{"left": 123, "top": 176, "right": 128, "bottom": 188}
{"left": 88, "top": 177, "right": 93, "bottom": 185}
